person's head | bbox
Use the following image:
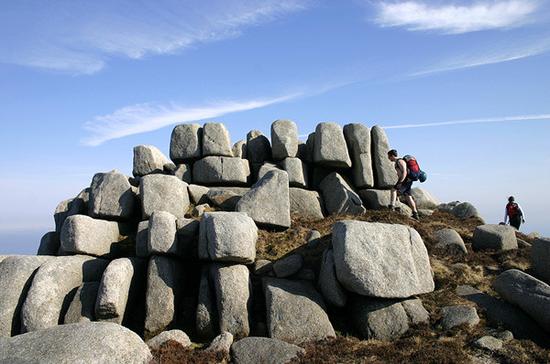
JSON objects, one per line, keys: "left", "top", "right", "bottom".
{"left": 388, "top": 149, "right": 398, "bottom": 162}
{"left": 508, "top": 196, "right": 515, "bottom": 203}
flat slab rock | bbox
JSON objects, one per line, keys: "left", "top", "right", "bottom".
{"left": 332, "top": 220, "right": 434, "bottom": 298}
{"left": 264, "top": 278, "right": 335, "bottom": 344}
{"left": 231, "top": 337, "right": 305, "bottom": 364}
{"left": 440, "top": 305, "right": 480, "bottom": 330}
{"left": 0, "top": 322, "right": 152, "bottom": 364}
{"left": 472, "top": 224, "right": 517, "bottom": 251}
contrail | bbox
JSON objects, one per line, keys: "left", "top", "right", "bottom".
{"left": 382, "top": 113, "right": 550, "bottom": 129}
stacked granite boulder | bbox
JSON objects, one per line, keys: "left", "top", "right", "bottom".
{"left": 0, "top": 120, "right": 444, "bottom": 362}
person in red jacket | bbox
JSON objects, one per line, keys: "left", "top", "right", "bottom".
{"left": 504, "top": 196, "right": 525, "bottom": 230}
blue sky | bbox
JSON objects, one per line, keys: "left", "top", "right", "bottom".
{"left": 1, "top": 0, "right": 549, "bottom": 254}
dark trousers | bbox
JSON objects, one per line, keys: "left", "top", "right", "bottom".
{"left": 510, "top": 215, "right": 522, "bottom": 230}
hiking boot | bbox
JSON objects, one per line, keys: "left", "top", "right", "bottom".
{"left": 412, "top": 212, "right": 420, "bottom": 221}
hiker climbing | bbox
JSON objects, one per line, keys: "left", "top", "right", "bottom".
{"left": 504, "top": 196, "right": 525, "bottom": 230}
{"left": 387, "top": 149, "right": 426, "bottom": 220}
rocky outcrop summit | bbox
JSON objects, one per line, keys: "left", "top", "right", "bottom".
{"left": 1, "top": 120, "right": 548, "bottom": 363}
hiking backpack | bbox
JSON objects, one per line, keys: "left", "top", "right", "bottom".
{"left": 507, "top": 202, "right": 521, "bottom": 217}
{"left": 402, "top": 155, "right": 427, "bottom": 182}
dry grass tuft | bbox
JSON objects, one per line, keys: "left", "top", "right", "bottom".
{"left": 149, "top": 340, "right": 229, "bottom": 364}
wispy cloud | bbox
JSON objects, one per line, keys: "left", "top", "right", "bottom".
{"left": 409, "top": 37, "right": 550, "bottom": 76}
{"left": 373, "top": 1, "right": 539, "bottom": 34}
{"left": 82, "top": 93, "right": 302, "bottom": 146}
{"left": 382, "top": 113, "right": 550, "bottom": 129}
{"left": 0, "top": 0, "right": 309, "bottom": 74}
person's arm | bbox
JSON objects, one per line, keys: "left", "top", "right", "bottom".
{"left": 504, "top": 207, "right": 508, "bottom": 224}
{"left": 517, "top": 204, "right": 526, "bottom": 221}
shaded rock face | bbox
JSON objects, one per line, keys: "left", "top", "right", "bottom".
{"left": 344, "top": 123, "right": 374, "bottom": 189}
{"left": 271, "top": 119, "right": 298, "bottom": 161}
{"left": 193, "top": 156, "right": 251, "bottom": 186}
{"left": 133, "top": 145, "right": 172, "bottom": 177}
{"left": 64, "top": 281, "right": 99, "bottom": 324}
{"left": 232, "top": 140, "right": 247, "bottom": 159}
{"left": 281, "top": 157, "right": 308, "bottom": 188}
{"left": 0, "top": 322, "right": 152, "bottom": 364}
{"left": 89, "top": 170, "right": 136, "bottom": 220}
{"left": 0, "top": 256, "right": 52, "bottom": 337}
{"left": 196, "top": 267, "right": 218, "bottom": 340}
{"left": 60, "top": 215, "right": 121, "bottom": 257}
{"left": 313, "top": 122, "right": 352, "bottom": 168}
{"left": 332, "top": 221, "right": 434, "bottom": 298}
{"left": 236, "top": 170, "right": 291, "bottom": 229}
{"left": 140, "top": 174, "right": 189, "bottom": 219}
{"left": 352, "top": 297, "right": 429, "bottom": 340}
{"left": 493, "top": 269, "right": 550, "bottom": 332}
{"left": 21, "top": 256, "right": 108, "bottom": 333}
{"left": 289, "top": 188, "right": 324, "bottom": 220}
{"left": 212, "top": 264, "right": 252, "bottom": 339}
{"left": 532, "top": 237, "right": 550, "bottom": 283}
{"left": 246, "top": 130, "right": 271, "bottom": 164}
{"left": 95, "top": 258, "right": 134, "bottom": 324}
{"left": 472, "top": 224, "right": 518, "bottom": 251}
{"left": 319, "top": 172, "right": 365, "bottom": 215}
{"left": 264, "top": 278, "right": 335, "bottom": 344}
{"left": 37, "top": 231, "right": 60, "bottom": 256}
{"left": 231, "top": 337, "right": 305, "bottom": 364}
{"left": 318, "top": 249, "right": 347, "bottom": 307}
{"left": 170, "top": 123, "right": 202, "bottom": 162}
{"left": 371, "top": 125, "right": 398, "bottom": 189}
{"left": 199, "top": 212, "right": 258, "bottom": 264}
{"left": 202, "top": 122, "right": 233, "bottom": 157}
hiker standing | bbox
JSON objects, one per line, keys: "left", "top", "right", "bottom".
{"left": 504, "top": 196, "right": 525, "bottom": 230}
{"left": 387, "top": 149, "right": 419, "bottom": 220}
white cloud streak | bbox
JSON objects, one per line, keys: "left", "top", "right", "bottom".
{"left": 409, "top": 37, "right": 550, "bottom": 76}
{"left": 382, "top": 113, "right": 550, "bottom": 129}
{"left": 373, "top": 1, "right": 539, "bottom": 34}
{"left": 0, "top": 0, "right": 309, "bottom": 74}
{"left": 82, "top": 93, "right": 302, "bottom": 146}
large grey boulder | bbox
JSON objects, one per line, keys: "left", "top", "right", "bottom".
{"left": 236, "top": 170, "right": 291, "bottom": 229}
{"left": 246, "top": 130, "right": 271, "bottom": 164}
{"left": 289, "top": 188, "right": 324, "bottom": 220}
{"left": 212, "top": 264, "right": 251, "bottom": 339}
{"left": 313, "top": 122, "right": 352, "bottom": 168}
{"left": 440, "top": 305, "right": 480, "bottom": 330}
{"left": 147, "top": 329, "right": 191, "bottom": 351}
{"left": 64, "top": 281, "right": 99, "bottom": 324}
{"left": 173, "top": 163, "right": 192, "bottom": 183}
{"left": 231, "top": 337, "right": 305, "bottom": 364}
{"left": 0, "top": 256, "right": 52, "bottom": 337}
{"left": 170, "top": 123, "right": 202, "bottom": 162}
{"left": 319, "top": 173, "right": 365, "bottom": 215}
{"left": 148, "top": 211, "right": 178, "bottom": 255}
{"left": 371, "top": 125, "right": 398, "bottom": 188}
{"left": 95, "top": 258, "right": 134, "bottom": 324}
{"left": 358, "top": 189, "right": 412, "bottom": 215}
{"left": 202, "top": 122, "right": 233, "bottom": 157}
{"left": 37, "top": 231, "right": 60, "bottom": 255}
{"left": 199, "top": 212, "right": 257, "bottom": 264}
{"left": 532, "top": 237, "right": 550, "bottom": 283}
{"left": 54, "top": 193, "right": 87, "bottom": 233}
{"left": 193, "top": 156, "right": 251, "bottom": 186}
{"left": 89, "top": 170, "right": 136, "bottom": 220}
{"left": 343, "top": 123, "right": 374, "bottom": 188}
{"left": 273, "top": 254, "right": 303, "bottom": 278}
{"left": 318, "top": 249, "right": 347, "bottom": 307}
{"left": 332, "top": 221, "right": 434, "bottom": 298}
{"left": 205, "top": 331, "right": 234, "bottom": 354}
{"left": 144, "top": 256, "right": 181, "bottom": 340}
{"left": 257, "top": 162, "right": 280, "bottom": 181}
{"left": 264, "top": 278, "right": 335, "bottom": 344}
{"left": 271, "top": 119, "right": 298, "bottom": 160}
{"left": 451, "top": 202, "right": 481, "bottom": 220}
{"left": 472, "top": 224, "right": 518, "bottom": 251}
{"left": 21, "top": 255, "right": 108, "bottom": 333}
{"left": 232, "top": 140, "right": 247, "bottom": 158}
{"left": 140, "top": 174, "right": 189, "bottom": 219}
{"left": 493, "top": 269, "right": 550, "bottom": 332}
{"left": 281, "top": 157, "right": 308, "bottom": 188}
{"left": 133, "top": 145, "right": 173, "bottom": 177}
{"left": 0, "top": 322, "right": 152, "bottom": 364}
{"left": 434, "top": 228, "right": 468, "bottom": 257}
{"left": 411, "top": 188, "right": 439, "bottom": 210}
{"left": 352, "top": 297, "right": 429, "bottom": 340}
{"left": 60, "top": 215, "right": 121, "bottom": 257}
{"left": 196, "top": 267, "right": 218, "bottom": 340}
